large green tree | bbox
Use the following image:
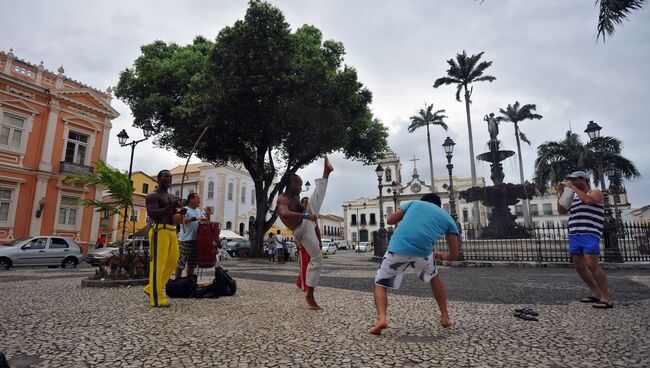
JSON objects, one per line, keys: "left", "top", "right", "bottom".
{"left": 408, "top": 103, "right": 448, "bottom": 188}
{"left": 115, "top": 0, "right": 388, "bottom": 255}
{"left": 434, "top": 50, "right": 495, "bottom": 228}
{"left": 533, "top": 131, "right": 640, "bottom": 191}
{"left": 497, "top": 101, "right": 542, "bottom": 226}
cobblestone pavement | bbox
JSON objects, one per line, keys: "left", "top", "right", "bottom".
{"left": 1, "top": 251, "right": 649, "bottom": 367}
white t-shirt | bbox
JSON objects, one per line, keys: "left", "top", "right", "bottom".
{"left": 275, "top": 234, "right": 285, "bottom": 249}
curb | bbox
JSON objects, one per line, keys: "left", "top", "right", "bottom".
{"left": 81, "top": 278, "right": 148, "bottom": 288}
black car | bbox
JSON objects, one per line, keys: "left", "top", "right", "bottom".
{"left": 225, "top": 240, "right": 251, "bottom": 257}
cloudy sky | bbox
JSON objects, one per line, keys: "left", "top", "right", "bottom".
{"left": 2, "top": 1, "right": 648, "bottom": 216}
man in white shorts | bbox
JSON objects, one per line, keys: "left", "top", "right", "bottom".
{"left": 370, "top": 193, "right": 460, "bottom": 334}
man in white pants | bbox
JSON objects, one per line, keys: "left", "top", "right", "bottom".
{"left": 277, "top": 156, "right": 333, "bottom": 310}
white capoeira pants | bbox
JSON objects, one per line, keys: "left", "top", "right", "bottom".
{"left": 292, "top": 178, "right": 328, "bottom": 288}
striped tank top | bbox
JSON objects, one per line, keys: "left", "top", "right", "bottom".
{"left": 568, "top": 192, "right": 604, "bottom": 238}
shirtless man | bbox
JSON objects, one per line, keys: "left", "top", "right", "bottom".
{"left": 143, "top": 169, "right": 183, "bottom": 308}
{"left": 277, "top": 156, "right": 333, "bottom": 310}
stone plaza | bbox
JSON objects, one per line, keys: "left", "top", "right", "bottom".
{"left": 1, "top": 251, "right": 649, "bottom": 367}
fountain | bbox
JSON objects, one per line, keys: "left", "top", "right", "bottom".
{"left": 459, "top": 113, "right": 536, "bottom": 239}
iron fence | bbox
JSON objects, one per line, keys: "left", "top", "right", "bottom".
{"left": 433, "top": 222, "right": 650, "bottom": 263}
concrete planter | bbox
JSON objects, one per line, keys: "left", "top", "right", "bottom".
{"left": 81, "top": 278, "right": 148, "bottom": 288}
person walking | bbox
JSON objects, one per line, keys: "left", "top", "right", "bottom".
{"left": 275, "top": 230, "right": 286, "bottom": 264}
{"left": 557, "top": 171, "right": 613, "bottom": 309}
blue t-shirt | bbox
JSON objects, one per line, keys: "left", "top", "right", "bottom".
{"left": 178, "top": 207, "right": 205, "bottom": 242}
{"left": 387, "top": 201, "right": 459, "bottom": 257}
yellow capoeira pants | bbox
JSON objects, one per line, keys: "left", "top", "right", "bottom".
{"left": 144, "top": 224, "right": 179, "bottom": 307}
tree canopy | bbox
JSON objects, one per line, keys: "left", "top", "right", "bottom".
{"left": 115, "top": 0, "right": 388, "bottom": 253}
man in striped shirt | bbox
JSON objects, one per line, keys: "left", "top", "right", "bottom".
{"left": 557, "top": 171, "right": 613, "bottom": 309}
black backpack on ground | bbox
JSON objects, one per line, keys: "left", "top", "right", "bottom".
{"left": 166, "top": 275, "right": 197, "bottom": 298}
{"left": 191, "top": 266, "right": 237, "bottom": 299}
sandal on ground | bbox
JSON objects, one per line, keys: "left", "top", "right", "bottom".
{"left": 514, "top": 308, "right": 539, "bottom": 316}
{"left": 514, "top": 312, "right": 538, "bottom": 321}
{"left": 580, "top": 296, "right": 600, "bottom": 303}
{"left": 592, "top": 301, "right": 614, "bottom": 309}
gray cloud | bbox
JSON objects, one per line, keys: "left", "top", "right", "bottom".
{"left": 2, "top": 0, "right": 648, "bottom": 215}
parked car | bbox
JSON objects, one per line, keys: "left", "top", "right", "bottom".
{"left": 85, "top": 238, "right": 149, "bottom": 267}
{"left": 226, "top": 240, "right": 251, "bottom": 257}
{"left": 356, "top": 242, "right": 369, "bottom": 253}
{"left": 0, "top": 236, "right": 83, "bottom": 270}
{"left": 337, "top": 240, "right": 351, "bottom": 250}
{"left": 321, "top": 243, "right": 337, "bottom": 255}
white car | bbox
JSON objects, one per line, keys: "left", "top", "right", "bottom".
{"left": 356, "top": 242, "right": 369, "bottom": 252}
{"left": 321, "top": 244, "right": 337, "bottom": 255}
{"left": 337, "top": 240, "right": 351, "bottom": 250}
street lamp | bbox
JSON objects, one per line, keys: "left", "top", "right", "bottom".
{"left": 443, "top": 136, "right": 463, "bottom": 261}
{"left": 390, "top": 181, "right": 400, "bottom": 211}
{"left": 118, "top": 121, "right": 154, "bottom": 241}
{"left": 375, "top": 164, "right": 386, "bottom": 256}
{"left": 584, "top": 121, "right": 621, "bottom": 262}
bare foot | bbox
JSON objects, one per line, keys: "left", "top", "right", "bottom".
{"left": 369, "top": 319, "right": 388, "bottom": 335}
{"left": 305, "top": 296, "right": 322, "bottom": 310}
{"left": 323, "top": 156, "right": 334, "bottom": 178}
{"left": 440, "top": 316, "right": 452, "bottom": 328}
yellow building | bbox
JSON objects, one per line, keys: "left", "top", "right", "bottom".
{"left": 97, "top": 171, "right": 157, "bottom": 245}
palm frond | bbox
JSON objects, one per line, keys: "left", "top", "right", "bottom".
{"left": 519, "top": 131, "right": 531, "bottom": 145}
{"left": 597, "top": 0, "right": 646, "bottom": 42}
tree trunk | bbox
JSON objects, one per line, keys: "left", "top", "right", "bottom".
{"left": 426, "top": 123, "right": 435, "bottom": 190}
{"left": 463, "top": 85, "right": 480, "bottom": 230}
{"left": 514, "top": 123, "right": 531, "bottom": 227}
{"left": 251, "top": 181, "right": 276, "bottom": 257}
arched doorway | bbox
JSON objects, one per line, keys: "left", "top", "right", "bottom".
{"left": 239, "top": 223, "right": 245, "bottom": 235}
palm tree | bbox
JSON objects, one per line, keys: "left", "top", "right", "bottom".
{"left": 434, "top": 50, "right": 495, "bottom": 227}
{"left": 65, "top": 160, "right": 135, "bottom": 241}
{"left": 408, "top": 103, "right": 448, "bottom": 188}
{"left": 497, "top": 101, "right": 542, "bottom": 226}
{"left": 533, "top": 131, "right": 640, "bottom": 191}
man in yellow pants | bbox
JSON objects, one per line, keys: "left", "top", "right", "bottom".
{"left": 143, "top": 169, "right": 181, "bottom": 307}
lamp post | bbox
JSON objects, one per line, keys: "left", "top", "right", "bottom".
{"left": 390, "top": 181, "right": 399, "bottom": 210}
{"left": 443, "top": 137, "right": 463, "bottom": 261}
{"left": 375, "top": 164, "right": 387, "bottom": 257}
{"left": 117, "top": 121, "right": 154, "bottom": 241}
{"left": 584, "top": 121, "right": 622, "bottom": 262}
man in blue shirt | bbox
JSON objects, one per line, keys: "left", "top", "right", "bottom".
{"left": 370, "top": 193, "right": 459, "bottom": 335}
{"left": 174, "top": 193, "right": 211, "bottom": 279}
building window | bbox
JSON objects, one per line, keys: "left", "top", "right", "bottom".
{"left": 543, "top": 203, "right": 553, "bottom": 216}
{"left": 0, "top": 188, "right": 13, "bottom": 222}
{"left": 515, "top": 205, "right": 523, "bottom": 216}
{"left": 64, "top": 131, "right": 89, "bottom": 165}
{"left": 531, "top": 204, "right": 539, "bottom": 216}
{"left": 241, "top": 185, "right": 246, "bottom": 203}
{"left": 370, "top": 213, "right": 376, "bottom": 225}
{"left": 130, "top": 209, "right": 139, "bottom": 222}
{"left": 226, "top": 221, "right": 232, "bottom": 230}
{"left": 385, "top": 168, "right": 392, "bottom": 182}
{"left": 0, "top": 113, "right": 25, "bottom": 150}
{"left": 351, "top": 214, "right": 357, "bottom": 226}
{"left": 142, "top": 183, "right": 149, "bottom": 194}
{"left": 174, "top": 190, "right": 180, "bottom": 198}
{"left": 207, "top": 181, "right": 214, "bottom": 199}
{"left": 251, "top": 189, "right": 255, "bottom": 205}
{"left": 227, "top": 182, "right": 233, "bottom": 201}
{"left": 462, "top": 208, "right": 469, "bottom": 223}
{"left": 101, "top": 210, "right": 110, "bottom": 220}
{"left": 58, "top": 196, "right": 79, "bottom": 226}
{"left": 360, "top": 214, "right": 367, "bottom": 225}
{"left": 386, "top": 206, "right": 393, "bottom": 216}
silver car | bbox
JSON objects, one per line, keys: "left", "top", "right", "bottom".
{"left": 0, "top": 236, "right": 83, "bottom": 270}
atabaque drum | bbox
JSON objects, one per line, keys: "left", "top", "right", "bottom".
{"left": 197, "top": 222, "right": 221, "bottom": 268}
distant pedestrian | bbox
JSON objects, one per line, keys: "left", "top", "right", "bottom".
{"left": 557, "top": 171, "right": 612, "bottom": 309}
{"left": 96, "top": 234, "right": 106, "bottom": 249}
{"left": 220, "top": 237, "right": 228, "bottom": 249}
{"left": 275, "top": 230, "right": 286, "bottom": 264}
{"left": 370, "top": 193, "right": 459, "bottom": 335}
{"left": 267, "top": 232, "right": 276, "bottom": 262}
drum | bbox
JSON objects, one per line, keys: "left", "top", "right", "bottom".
{"left": 197, "top": 222, "right": 221, "bottom": 268}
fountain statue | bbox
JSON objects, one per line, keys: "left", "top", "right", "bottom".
{"left": 459, "top": 113, "right": 537, "bottom": 239}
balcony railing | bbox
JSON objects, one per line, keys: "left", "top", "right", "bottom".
{"left": 60, "top": 161, "right": 94, "bottom": 175}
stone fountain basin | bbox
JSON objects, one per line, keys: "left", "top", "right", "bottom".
{"left": 459, "top": 182, "right": 537, "bottom": 206}
{"left": 476, "top": 150, "right": 515, "bottom": 164}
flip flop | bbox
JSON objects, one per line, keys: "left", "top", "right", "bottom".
{"left": 514, "top": 308, "right": 539, "bottom": 316}
{"left": 514, "top": 312, "right": 538, "bottom": 321}
{"left": 592, "top": 301, "right": 614, "bottom": 309}
{"left": 580, "top": 296, "right": 600, "bottom": 303}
